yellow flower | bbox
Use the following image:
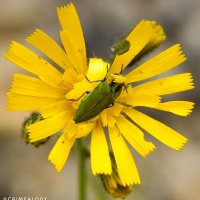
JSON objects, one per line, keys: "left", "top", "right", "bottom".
{"left": 5, "top": 3, "right": 194, "bottom": 187}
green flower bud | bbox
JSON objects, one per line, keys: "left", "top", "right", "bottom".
{"left": 99, "top": 155, "right": 133, "bottom": 199}
{"left": 21, "top": 112, "right": 50, "bottom": 147}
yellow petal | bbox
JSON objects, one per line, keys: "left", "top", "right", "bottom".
{"left": 146, "top": 20, "right": 166, "bottom": 48}
{"left": 124, "top": 108, "right": 188, "bottom": 150}
{"left": 76, "top": 123, "right": 95, "bottom": 138}
{"left": 106, "top": 114, "right": 116, "bottom": 128}
{"left": 111, "top": 74, "right": 127, "bottom": 84}
{"left": 99, "top": 110, "right": 108, "bottom": 127}
{"left": 48, "top": 134, "right": 75, "bottom": 172}
{"left": 28, "top": 111, "right": 73, "bottom": 142}
{"left": 91, "top": 120, "right": 112, "bottom": 175}
{"left": 116, "top": 116, "right": 155, "bottom": 157}
{"left": 10, "top": 74, "right": 65, "bottom": 98}
{"left": 118, "top": 94, "right": 160, "bottom": 107}
{"left": 87, "top": 58, "right": 109, "bottom": 82}
{"left": 156, "top": 101, "right": 194, "bottom": 116}
{"left": 26, "top": 29, "right": 71, "bottom": 70}
{"left": 63, "top": 119, "right": 79, "bottom": 139}
{"left": 57, "top": 3, "right": 86, "bottom": 63}
{"left": 100, "top": 104, "right": 123, "bottom": 127}
{"left": 62, "top": 68, "right": 80, "bottom": 91}
{"left": 66, "top": 78, "right": 94, "bottom": 101}
{"left": 126, "top": 44, "right": 186, "bottom": 82}
{"left": 130, "top": 20, "right": 166, "bottom": 64}
{"left": 66, "top": 58, "right": 108, "bottom": 100}
{"left": 108, "top": 126, "right": 141, "bottom": 186}
{"left": 131, "top": 73, "right": 194, "bottom": 96}
{"left": 60, "top": 31, "right": 86, "bottom": 74}
{"left": 58, "top": 3, "right": 87, "bottom": 73}
{"left": 109, "top": 20, "right": 153, "bottom": 74}
{"left": 5, "top": 41, "right": 62, "bottom": 87}
{"left": 117, "top": 86, "right": 160, "bottom": 107}
{"left": 7, "top": 92, "right": 60, "bottom": 111}
{"left": 41, "top": 100, "right": 74, "bottom": 118}
{"left": 108, "top": 103, "right": 123, "bottom": 116}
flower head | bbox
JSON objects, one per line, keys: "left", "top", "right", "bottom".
{"left": 6, "top": 3, "right": 194, "bottom": 187}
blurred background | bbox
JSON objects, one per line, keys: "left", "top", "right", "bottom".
{"left": 0, "top": 0, "right": 200, "bottom": 199}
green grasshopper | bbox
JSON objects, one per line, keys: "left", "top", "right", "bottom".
{"left": 73, "top": 40, "right": 130, "bottom": 124}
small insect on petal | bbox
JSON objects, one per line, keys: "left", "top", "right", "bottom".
{"left": 74, "top": 82, "right": 123, "bottom": 123}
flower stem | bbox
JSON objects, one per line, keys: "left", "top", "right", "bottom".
{"left": 77, "top": 139, "right": 87, "bottom": 200}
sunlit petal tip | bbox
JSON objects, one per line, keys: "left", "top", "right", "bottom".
{"left": 185, "top": 102, "right": 195, "bottom": 116}
{"left": 26, "top": 29, "right": 37, "bottom": 39}
{"left": 57, "top": 2, "right": 87, "bottom": 73}
{"left": 178, "top": 138, "right": 189, "bottom": 150}
{"left": 143, "top": 143, "right": 156, "bottom": 157}
{"left": 124, "top": 108, "right": 189, "bottom": 151}
{"left": 94, "top": 171, "right": 112, "bottom": 176}
{"left": 176, "top": 46, "right": 187, "bottom": 57}
{"left": 26, "top": 29, "right": 41, "bottom": 44}
{"left": 156, "top": 101, "right": 195, "bottom": 117}
{"left": 174, "top": 138, "right": 188, "bottom": 151}
{"left": 48, "top": 158, "right": 61, "bottom": 173}
{"left": 4, "top": 41, "right": 15, "bottom": 57}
